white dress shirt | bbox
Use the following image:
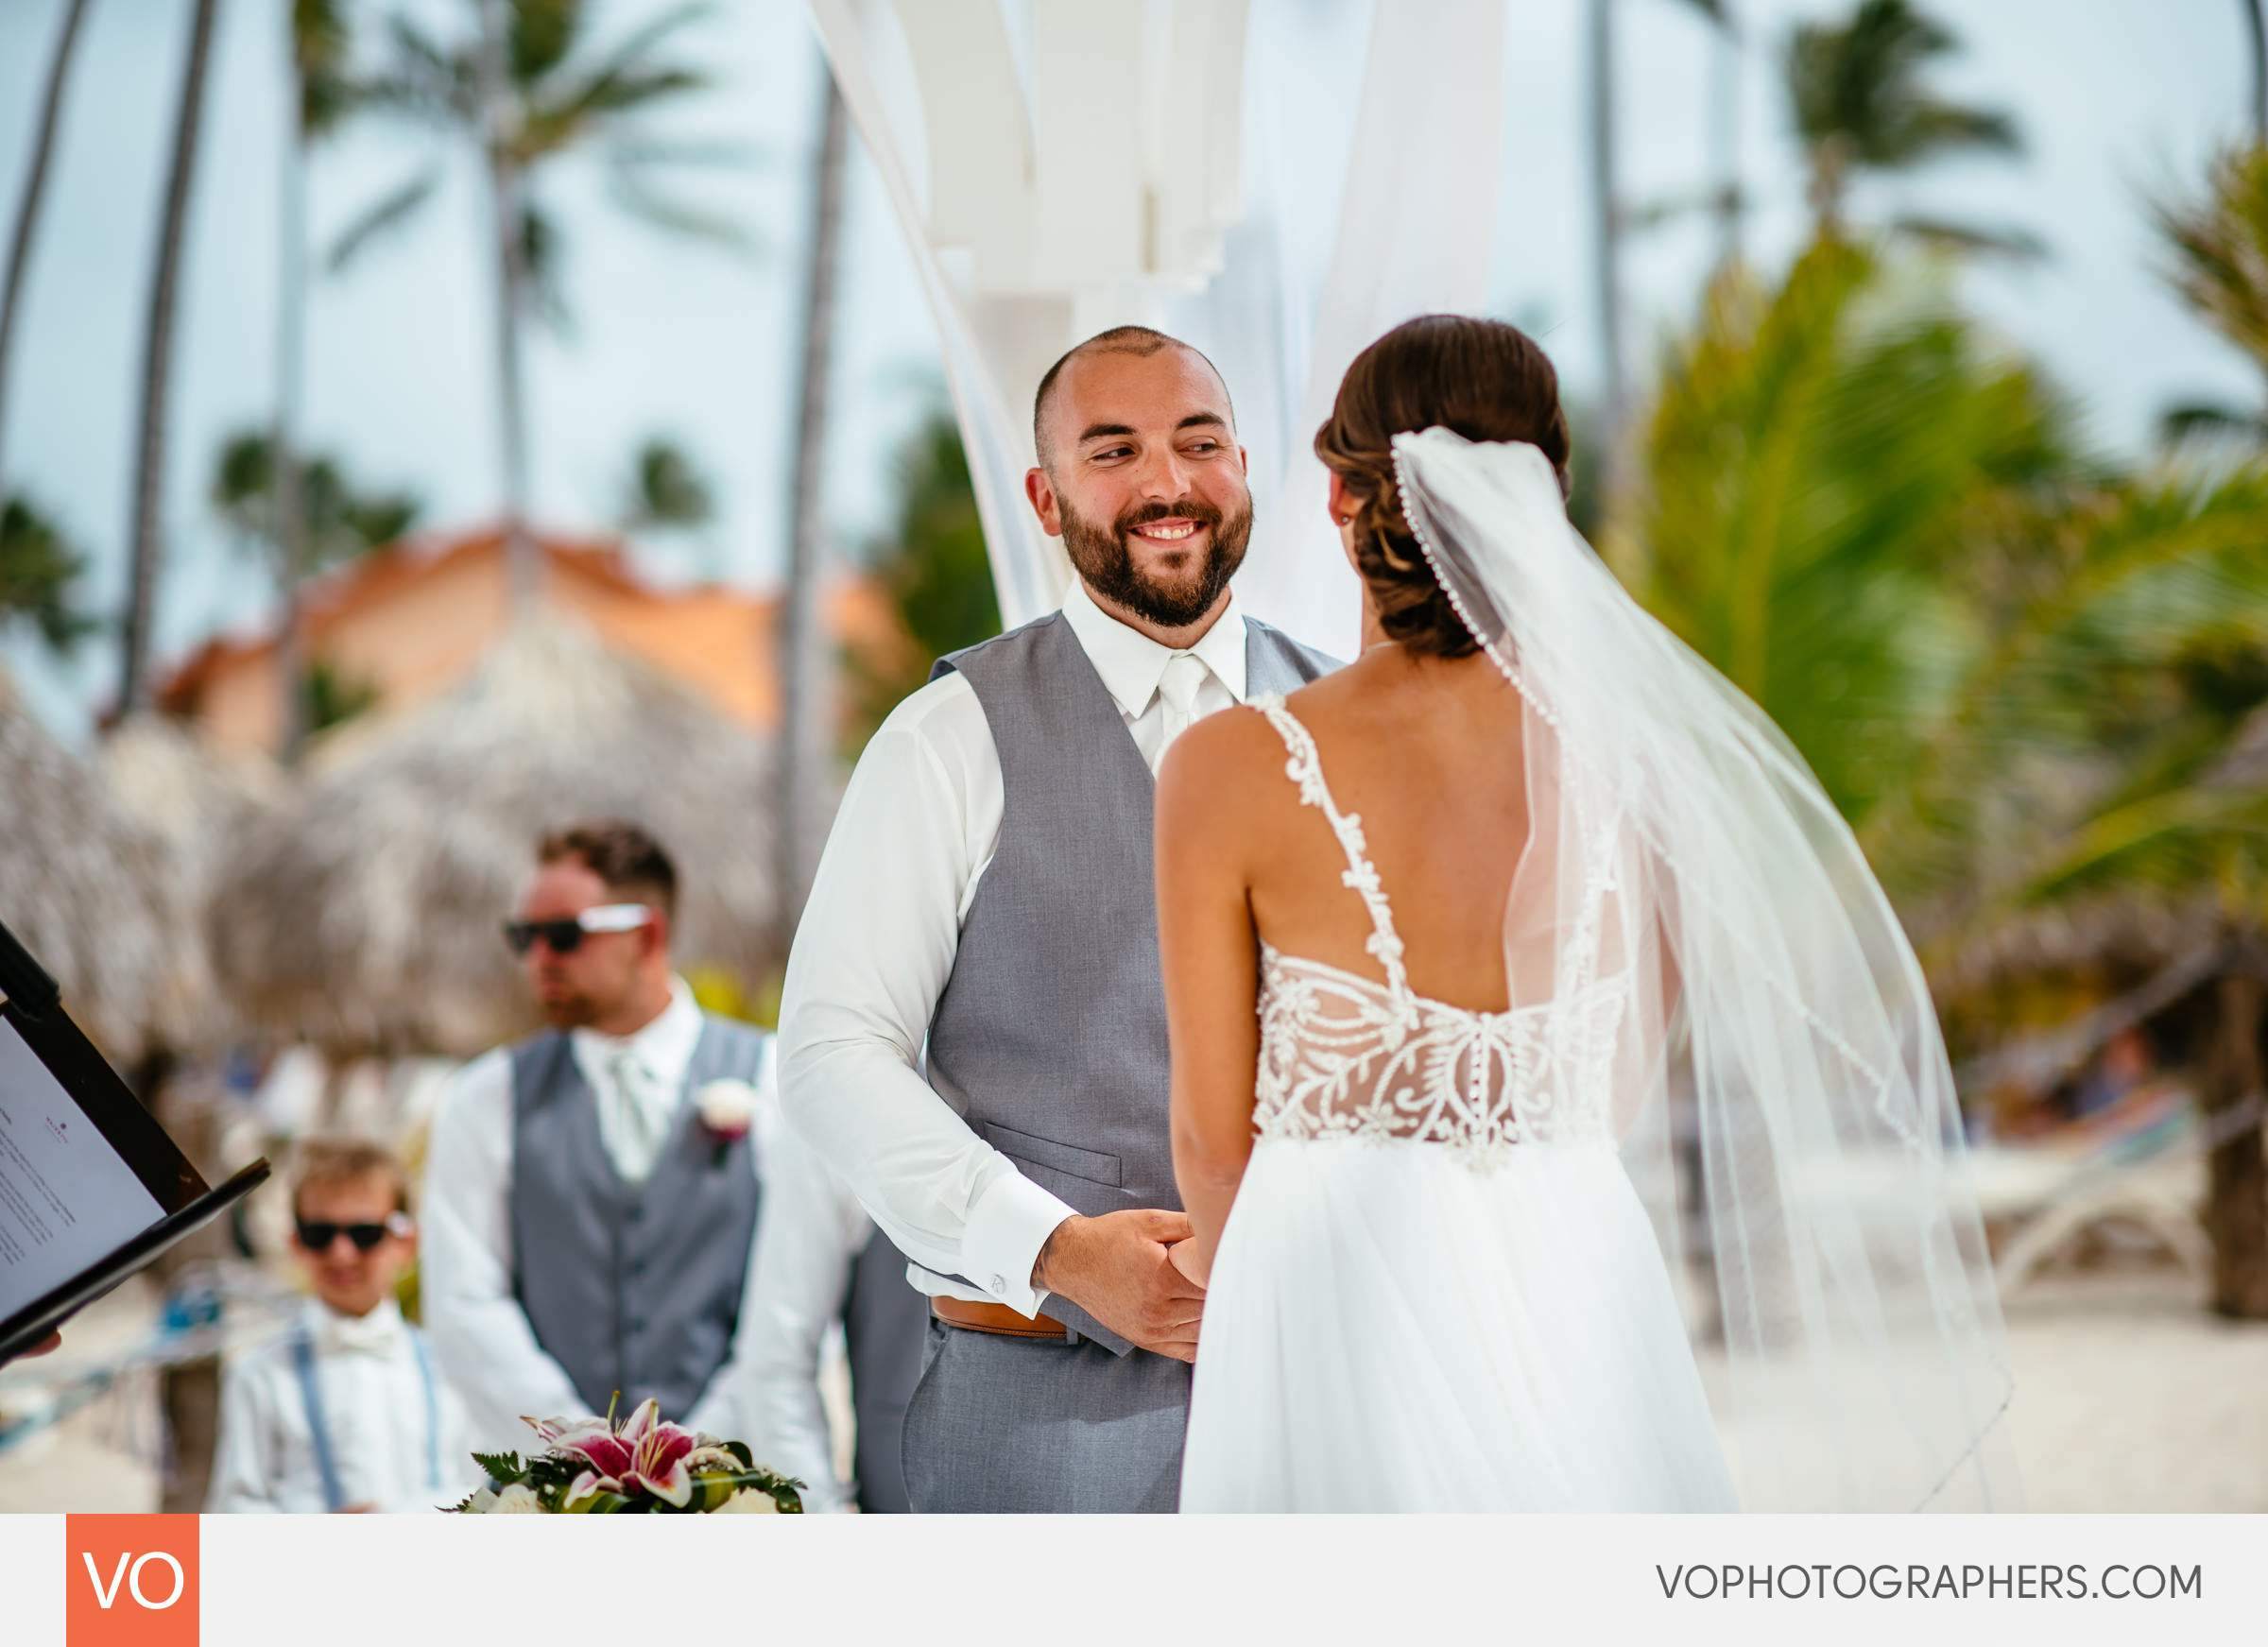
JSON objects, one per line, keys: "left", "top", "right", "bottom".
{"left": 778, "top": 582, "right": 1249, "bottom": 1317}
{"left": 731, "top": 1122, "right": 872, "bottom": 1512}
{"left": 421, "top": 978, "right": 786, "bottom": 1452}
{"left": 207, "top": 1297, "right": 475, "bottom": 1514}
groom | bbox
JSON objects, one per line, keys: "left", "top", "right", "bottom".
{"left": 779, "top": 326, "right": 1335, "bottom": 1511}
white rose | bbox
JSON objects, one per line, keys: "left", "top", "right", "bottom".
{"left": 696, "top": 1078, "right": 760, "bottom": 1138}
{"left": 713, "top": 1487, "right": 780, "bottom": 1514}
{"left": 467, "top": 1484, "right": 500, "bottom": 1514}
{"left": 489, "top": 1484, "right": 544, "bottom": 1514}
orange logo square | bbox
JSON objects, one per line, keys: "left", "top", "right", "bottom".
{"left": 64, "top": 1515, "right": 198, "bottom": 1646}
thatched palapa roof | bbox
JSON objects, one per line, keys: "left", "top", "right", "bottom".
{"left": 0, "top": 671, "right": 206, "bottom": 1062}
{"left": 210, "top": 619, "right": 778, "bottom": 1057}
{"left": 96, "top": 712, "right": 286, "bottom": 1052}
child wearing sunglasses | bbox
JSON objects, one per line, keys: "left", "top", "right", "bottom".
{"left": 207, "top": 1140, "right": 474, "bottom": 1513}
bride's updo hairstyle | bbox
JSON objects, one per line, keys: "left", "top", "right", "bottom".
{"left": 1314, "top": 315, "right": 1572, "bottom": 658}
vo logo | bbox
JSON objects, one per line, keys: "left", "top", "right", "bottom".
{"left": 65, "top": 1516, "right": 197, "bottom": 1645}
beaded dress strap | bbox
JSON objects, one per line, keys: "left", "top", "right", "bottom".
{"left": 1248, "top": 693, "right": 1409, "bottom": 1000}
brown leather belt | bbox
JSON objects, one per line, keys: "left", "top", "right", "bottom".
{"left": 931, "top": 1295, "right": 1070, "bottom": 1339}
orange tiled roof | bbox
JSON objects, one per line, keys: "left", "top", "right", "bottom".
{"left": 157, "top": 525, "right": 910, "bottom": 753}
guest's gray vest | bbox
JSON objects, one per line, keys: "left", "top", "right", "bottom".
{"left": 926, "top": 610, "right": 1335, "bottom": 1353}
{"left": 508, "top": 1017, "right": 765, "bottom": 1421}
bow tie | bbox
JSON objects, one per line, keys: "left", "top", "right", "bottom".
{"left": 318, "top": 1310, "right": 401, "bottom": 1358}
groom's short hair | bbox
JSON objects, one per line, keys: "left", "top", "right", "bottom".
{"left": 1032, "top": 326, "right": 1233, "bottom": 467}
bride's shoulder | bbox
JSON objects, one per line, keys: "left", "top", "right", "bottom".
{"left": 1156, "top": 702, "right": 1297, "bottom": 822}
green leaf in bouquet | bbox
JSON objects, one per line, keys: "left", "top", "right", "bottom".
{"left": 681, "top": 1470, "right": 742, "bottom": 1514}
{"left": 523, "top": 1453, "right": 584, "bottom": 1494}
{"left": 471, "top": 1450, "right": 524, "bottom": 1484}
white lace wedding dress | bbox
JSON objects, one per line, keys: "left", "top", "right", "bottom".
{"left": 1177, "top": 695, "right": 1740, "bottom": 1513}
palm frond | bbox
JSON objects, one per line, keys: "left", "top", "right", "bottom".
{"left": 508, "top": 0, "right": 588, "bottom": 86}
{"left": 1870, "top": 99, "right": 2021, "bottom": 169}
{"left": 1873, "top": 465, "right": 2268, "bottom": 935}
{"left": 1888, "top": 214, "right": 2045, "bottom": 261}
{"left": 0, "top": 493, "right": 93, "bottom": 651}
{"left": 2152, "top": 144, "right": 2268, "bottom": 370}
{"left": 325, "top": 165, "right": 443, "bottom": 273}
{"left": 623, "top": 437, "right": 714, "bottom": 531}
{"left": 1634, "top": 239, "right": 2074, "bottom": 827}
{"left": 2161, "top": 400, "right": 2268, "bottom": 444}
{"left": 519, "top": 2, "right": 712, "bottom": 158}
{"left": 604, "top": 166, "right": 752, "bottom": 253}
{"left": 364, "top": 14, "right": 476, "bottom": 126}
{"left": 1787, "top": 0, "right": 2020, "bottom": 225}
{"left": 517, "top": 199, "right": 571, "bottom": 333}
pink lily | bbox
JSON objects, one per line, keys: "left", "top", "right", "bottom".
{"left": 540, "top": 1398, "right": 711, "bottom": 1509}
{"left": 616, "top": 1419, "right": 699, "bottom": 1507}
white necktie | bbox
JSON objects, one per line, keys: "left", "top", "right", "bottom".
{"left": 1155, "top": 652, "right": 1210, "bottom": 770}
{"left": 607, "top": 1048, "right": 672, "bottom": 1185}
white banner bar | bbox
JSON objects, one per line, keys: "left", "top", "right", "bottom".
{"left": 4, "top": 1511, "right": 2262, "bottom": 1645}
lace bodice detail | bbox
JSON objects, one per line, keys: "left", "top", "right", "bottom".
{"left": 1247, "top": 695, "right": 1625, "bottom": 1160}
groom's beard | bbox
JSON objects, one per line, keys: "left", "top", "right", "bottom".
{"left": 1058, "top": 492, "right": 1252, "bottom": 630}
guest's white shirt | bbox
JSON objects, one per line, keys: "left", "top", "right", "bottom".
{"left": 207, "top": 1297, "right": 474, "bottom": 1514}
{"left": 779, "top": 582, "right": 1249, "bottom": 1318}
{"left": 733, "top": 1123, "right": 871, "bottom": 1512}
{"left": 421, "top": 978, "right": 785, "bottom": 1451}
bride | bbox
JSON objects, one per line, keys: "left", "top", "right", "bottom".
{"left": 1157, "top": 315, "right": 2016, "bottom": 1512}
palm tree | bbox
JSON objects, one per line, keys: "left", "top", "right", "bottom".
{"left": 210, "top": 428, "right": 420, "bottom": 573}
{"left": 353, "top": 0, "right": 740, "bottom": 607}
{"left": 1710, "top": 0, "right": 1744, "bottom": 267}
{"left": 1629, "top": 238, "right": 2070, "bottom": 824}
{"left": 119, "top": 0, "right": 223, "bottom": 717}
{"left": 210, "top": 427, "right": 416, "bottom": 742}
{"left": 270, "top": 0, "right": 374, "bottom": 760}
{"left": 2156, "top": 144, "right": 2268, "bottom": 443}
{"left": 1898, "top": 472, "right": 2268, "bottom": 1317}
{"left": 1588, "top": 0, "right": 1730, "bottom": 506}
{"left": 842, "top": 407, "right": 999, "bottom": 754}
{"left": 0, "top": 0, "right": 93, "bottom": 485}
{"left": 0, "top": 493, "right": 91, "bottom": 648}
{"left": 619, "top": 434, "right": 713, "bottom": 534}
{"left": 1785, "top": 0, "right": 2028, "bottom": 251}
{"left": 2243, "top": 0, "right": 2266, "bottom": 143}
{"left": 1632, "top": 237, "right": 2268, "bottom": 1315}
{"left": 778, "top": 65, "right": 848, "bottom": 939}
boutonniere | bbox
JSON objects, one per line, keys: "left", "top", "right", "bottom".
{"left": 695, "top": 1078, "right": 759, "bottom": 1168}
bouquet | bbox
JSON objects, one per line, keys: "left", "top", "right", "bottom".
{"left": 454, "top": 1397, "right": 802, "bottom": 1514}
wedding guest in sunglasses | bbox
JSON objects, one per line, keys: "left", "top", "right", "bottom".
{"left": 207, "top": 1140, "right": 473, "bottom": 1513}
{"left": 419, "top": 821, "right": 926, "bottom": 1505}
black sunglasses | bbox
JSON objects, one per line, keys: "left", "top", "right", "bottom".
{"left": 296, "top": 1213, "right": 412, "bottom": 1252}
{"left": 503, "top": 902, "right": 652, "bottom": 957}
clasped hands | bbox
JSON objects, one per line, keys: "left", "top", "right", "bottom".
{"left": 1033, "top": 1210, "right": 1210, "bottom": 1363}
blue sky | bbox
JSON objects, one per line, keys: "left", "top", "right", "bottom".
{"left": 0, "top": 0, "right": 2256, "bottom": 741}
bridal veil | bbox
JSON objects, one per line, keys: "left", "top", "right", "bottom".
{"left": 1391, "top": 427, "right": 2018, "bottom": 1511}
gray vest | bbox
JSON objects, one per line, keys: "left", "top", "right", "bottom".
{"left": 508, "top": 1016, "right": 765, "bottom": 1421}
{"left": 926, "top": 610, "right": 1335, "bottom": 1352}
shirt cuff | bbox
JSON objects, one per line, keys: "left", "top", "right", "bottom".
{"left": 959, "top": 1167, "right": 1077, "bottom": 1319}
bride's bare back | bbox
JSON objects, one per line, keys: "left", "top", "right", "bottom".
{"left": 1199, "top": 644, "right": 1528, "bottom": 1013}
{"left": 1156, "top": 641, "right": 1529, "bottom": 1282}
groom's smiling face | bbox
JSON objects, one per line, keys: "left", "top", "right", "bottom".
{"left": 1026, "top": 340, "right": 1252, "bottom": 637}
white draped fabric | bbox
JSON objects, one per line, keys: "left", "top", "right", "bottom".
{"left": 804, "top": 0, "right": 1506, "bottom": 658}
